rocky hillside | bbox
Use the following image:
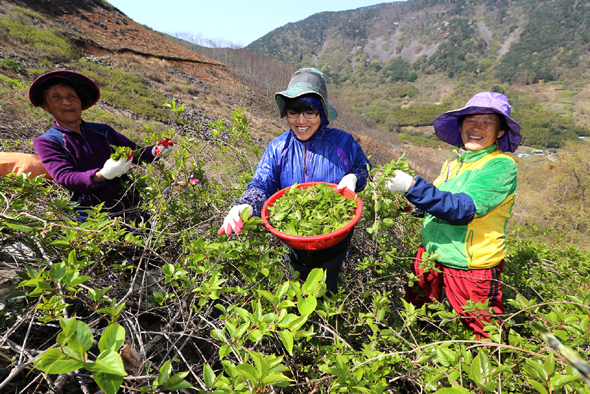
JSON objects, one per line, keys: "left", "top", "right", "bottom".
{"left": 248, "top": 0, "right": 590, "bottom": 85}
{"left": 246, "top": 0, "right": 590, "bottom": 149}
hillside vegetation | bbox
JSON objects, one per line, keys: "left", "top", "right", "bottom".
{"left": 1, "top": 1, "right": 590, "bottom": 394}
{"left": 247, "top": 0, "right": 590, "bottom": 149}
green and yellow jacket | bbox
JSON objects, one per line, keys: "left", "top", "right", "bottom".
{"left": 406, "top": 144, "right": 517, "bottom": 270}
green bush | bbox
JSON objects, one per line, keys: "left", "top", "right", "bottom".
{"left": 2, "top": 107, "right": 589, "bottom": 393}
{"left": 1, "top": 57, "right": 21, "bottom": 72}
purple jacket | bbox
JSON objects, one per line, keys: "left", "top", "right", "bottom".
{"left": 33, "top": 120, "right": 157, "bottom": 214}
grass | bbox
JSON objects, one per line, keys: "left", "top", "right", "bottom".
{"left": 0, "top": 7, "right": 78, "bottom": 61}
{"left": 557, "top": 91, "right": 576, "bottom": 99}
{"left": 72, "top": 59, "right": 174, "bottom": 121}
{"left": 552, "top": 92, "right": 576, "bottom": 117}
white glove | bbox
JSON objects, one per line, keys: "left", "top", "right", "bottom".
{"left": 218, "top": 204, "right": 253, "bottom": 236}
{"left": 100, "top": 157, "right": 132, "bottom": 180}
{"left": 152, "top": 138, "right": 174, "bottom": 158}
{"left": 385, "top": 170, "right": 414, "bottom": 193}
{"left": 336, "top": 174, "right": 357, "bottom": 193}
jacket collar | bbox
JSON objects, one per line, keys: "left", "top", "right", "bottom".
{"left": 53, "top": 119, "right": 87, "bottom": 134}
{"left": 454, "top": 144, "right": 498, "bottom": 162}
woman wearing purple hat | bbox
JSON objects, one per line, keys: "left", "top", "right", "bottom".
{"left": 385, "top": 92, "right": 521, "bottom": 339}
{"left": 29, "top": 70, "right": 173, "bottom": 220}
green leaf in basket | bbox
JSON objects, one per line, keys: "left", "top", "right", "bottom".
{"left": 267, "top": 183, "right": 356, "bottom": 237}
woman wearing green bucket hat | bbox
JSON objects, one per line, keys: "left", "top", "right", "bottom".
{"left": 218, "top": 68, "right": 371, "bottom": 295}
{"left": 385, "top": 91, "right": 521, "bottom": 339}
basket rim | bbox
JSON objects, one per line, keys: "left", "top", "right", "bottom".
{"left": 261, "top": 182, "right": 363, "bottom": 243}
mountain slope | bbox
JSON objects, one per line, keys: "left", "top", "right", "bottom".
{"left": 248, "top": 0, "right": 590, "bottom": 84}
{"left": 246, "top": 0, "right": 590, "bottom": 148}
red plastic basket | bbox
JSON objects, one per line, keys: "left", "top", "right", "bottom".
{"left": 261, "top": 182, "right": 363, "bottom": 251}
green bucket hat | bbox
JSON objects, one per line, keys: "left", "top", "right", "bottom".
{"left": 275, "top": 68, "right": 338, "bottom": 121}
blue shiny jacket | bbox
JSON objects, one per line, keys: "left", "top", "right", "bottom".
{"left": 235, "top": 100, "right": 371, "bottom": 217}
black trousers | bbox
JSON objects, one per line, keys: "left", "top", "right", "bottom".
{"left": 286, "top": 228, "right": 354, "bottom": 295}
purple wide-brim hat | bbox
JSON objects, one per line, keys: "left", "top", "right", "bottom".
{"left": 433, "top": 91, "right": 522, "bottom": 152}
{"left": 28, "top": 70, "right": 100, "bottom": 110}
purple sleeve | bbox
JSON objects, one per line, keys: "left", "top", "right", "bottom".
{"left": 33, "top": 137, "right": 105, "bottom": 193}
{"left": 233, "top": 186, "right": 268, "bottom": 218}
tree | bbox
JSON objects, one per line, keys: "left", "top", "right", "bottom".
{"left": 542, "top": 141, "right": 590, "bottom": 244}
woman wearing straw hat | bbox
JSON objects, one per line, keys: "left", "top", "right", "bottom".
{"left": 385, "top": 92, "right": 521, "bottom": 338}
{"left": 218, "top": 68, "right": 371, "bottom": 295}
{"left": 29, "top": 70, "right": 173, "bottom": 220}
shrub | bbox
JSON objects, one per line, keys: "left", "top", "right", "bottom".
{"left": 1, "top": 106, "right": 589, "bottom": 394}
{"left": 1, "top": 57, "right": 21, "bottom": 72}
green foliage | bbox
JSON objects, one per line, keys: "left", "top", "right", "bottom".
{"left": 109, "top": 145, "right": 133, "bottom": 161}
{"left": 339, "top": 20, "right": 368, "bottom": 41}
{"left": 495, "top": 0, "right": 590, "bottom": 83}
{"left": 383, "top": 57, "right": 411, "bottom": 82}
{"left": 34, "top": 318, "right": 127, "bottom": 394}
{"left": 512, "top": 96, "right": 590, "bottom": 148}
{"left": 0, "top": 74, "right": 28, "bottom": 90}
{"left": 3, "top": 105, "right": 590, "bottom": 394}
{"left": 1, "top": 57, "right": 21, "bottom": 72}
{"left": 426, "top": 17, "right": 486, "bottom": 78}
{"left": 267, "top": 183, "right": 357, "bottom": 236}
{"left": 401, "top": 133, "right": 442, "bottom": 148}
{"left": 365, "top": 104, "right": 450, "bottom": 129}
{"left": 0, "top": 9, "right": 78, "bottom": 61}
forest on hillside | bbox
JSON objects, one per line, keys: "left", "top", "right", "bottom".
{"left": 244, "top": 0, "right": 590, "bottom": 149}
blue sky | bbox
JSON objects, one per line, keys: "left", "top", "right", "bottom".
{"left": 107, "top": 1, "right": 402, "bottom": 47}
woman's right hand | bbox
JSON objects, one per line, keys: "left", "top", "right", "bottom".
{"left": 385, "top": 170, "right": 415, "bottom": 193}
{"left": 218, "top": 204, "right": 253, "bottom": 236}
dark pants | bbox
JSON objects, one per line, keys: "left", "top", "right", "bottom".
{"left": 286, "top": 229, "right": 354, "bottom": 295}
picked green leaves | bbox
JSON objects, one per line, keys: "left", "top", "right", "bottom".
{"left": 267, "top": 183, "right": 357, "bottom": 236}
{"left": 110, "top": 145, "right": 133, "bottom": 161}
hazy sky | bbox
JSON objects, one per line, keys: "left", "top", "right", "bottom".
{"left": 107, "top": 1, "right": 402, "bottom": 47}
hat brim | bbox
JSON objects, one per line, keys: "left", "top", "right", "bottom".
{"left": 433, "top": 106, "right": 522, "bottom": 153}
{"left": 275, "top": 89, "right": 338, "bottom": 121}
{"left": 28, "top": 70, "right": 100, "bottom": 110}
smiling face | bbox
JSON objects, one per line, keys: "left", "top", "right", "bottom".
{"left": 41, "top": 83, "right": 82, "bottom": 133}
{"left": 460, "top": 114, "right": 506, "bottom": 151}
{"left": 287, "top": 109, "right": 321, "bottom": 141}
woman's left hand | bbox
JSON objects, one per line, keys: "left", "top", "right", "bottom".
{"left": 152, "top": 138, "right": 174, "bottom": 157}
{"left": 336, "top": 174, "right": 357, "bottom": 193}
